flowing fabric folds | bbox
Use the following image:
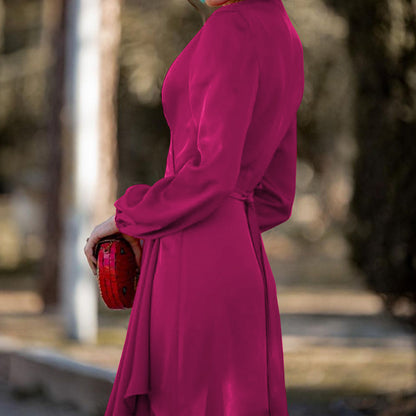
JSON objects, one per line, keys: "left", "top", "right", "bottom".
{"left": 104, "top": 237, "right": 159, "bottom": 415}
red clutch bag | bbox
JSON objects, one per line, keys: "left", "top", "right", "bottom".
{"left": 93, "top": 233, "right": 141, "bottom": 310}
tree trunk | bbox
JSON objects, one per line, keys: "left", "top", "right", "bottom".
{"left": 59, "top": 0, "right": 122, "bottom": 342}
{"left": 38, "top": 0, "right": 67, "bottom": 311}
{"left": 97, "top": 0, "right": 122, "bottom": 224}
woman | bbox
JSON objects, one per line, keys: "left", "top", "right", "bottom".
{"left": 84, "top": 0, "right": 304, "bottom": 414}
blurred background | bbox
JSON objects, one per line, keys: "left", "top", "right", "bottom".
{"left": 0, "top": 0, "right": 415, "bottom": 415}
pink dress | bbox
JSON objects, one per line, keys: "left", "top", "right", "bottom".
{"left": 105, "top": 0, "right": 304, "bottom": 414}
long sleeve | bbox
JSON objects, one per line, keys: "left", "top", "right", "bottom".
{"left": 253, "top": 113, "right": 298, "bottom": 233}
{"left": 114, "top": 11, "right": 260, "bottom": 240}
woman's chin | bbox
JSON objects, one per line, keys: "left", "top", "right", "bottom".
{"left": 204, "top": 0, "right": 235, "bottom": 8}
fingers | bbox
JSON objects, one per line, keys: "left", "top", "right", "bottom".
{"left": 131, "top": 243, "right": 143, "bottom": 269}
{"left": 84, "top": 235, "right": 98, "bottom": 275}
{"left": 84, "top": 229, "right": 143, "bottom": 277}
{"left": 121, "top": 233, "right": 143, "bottom": 268}
{"left": 83, "top": 218, "right": 119, "bottom": 276}
{"left": 87, "top": 255, "right": 97, "bottom": 276}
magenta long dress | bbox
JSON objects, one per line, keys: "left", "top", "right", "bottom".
{"left": 104, "top": 0, "right": 304, "bottom": 414}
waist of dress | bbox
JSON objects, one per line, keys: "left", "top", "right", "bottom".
{"left": 227, "top": 189, "right": 265, "bottom": 276}
{"left": 227, "top": 190, "right": 255, "bottom": 205}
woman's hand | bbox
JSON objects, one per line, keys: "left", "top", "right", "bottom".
{"left": 120, "top": 233, "right": 143, "bottom": 273}
{"left": 84, "top": 215, "right": 143, "bottom": 275}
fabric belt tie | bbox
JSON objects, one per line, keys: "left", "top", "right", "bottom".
{"left": 227, "top": 191, "right": 266, "bottom": 277}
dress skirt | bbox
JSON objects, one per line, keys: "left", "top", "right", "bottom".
{"left": 105, "top": 193, "right": 288, "bottom": 416}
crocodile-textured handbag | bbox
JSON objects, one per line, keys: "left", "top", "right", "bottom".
{"left": 93, "top": 233, "right": 140, "bottom": 309}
